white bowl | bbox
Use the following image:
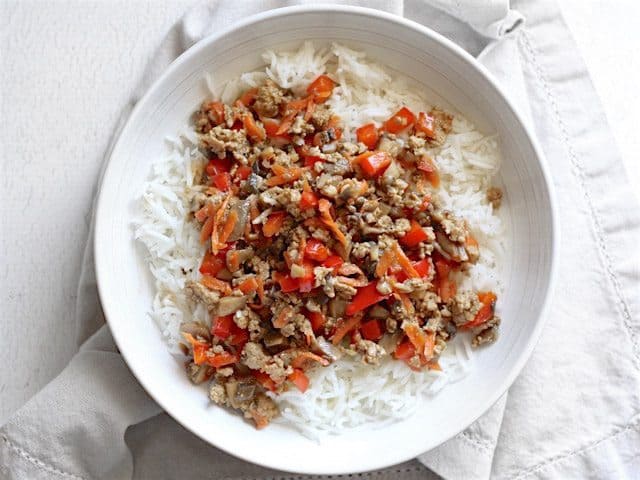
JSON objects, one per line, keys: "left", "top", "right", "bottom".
{"left": 95, "top": 5, "right": 557, "bottom": 474}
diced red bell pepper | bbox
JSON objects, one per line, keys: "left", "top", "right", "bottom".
{"left": 412, "top": 258, "right": 432, "bottom": 277}
{"left": 322, "top": 255, "right": 344, "bottom": 270}
{"left": 192, "top": 342, "right": 208, "bottom": 365}
{"left": 212, "top": 314, "right": 234, "bottom": 340}
{"left": 304, "top": 239, "right": 330, "bottom": 261}
{"left": 235, "top": 165, "right": 252, "bottom": 181}
{"left": 227, "top": 325, "right": 249, "bottom": 347}
{"left": 253, "top": 371, "right": 277, "bottom": 392}
{"left": 394, "top": 338, "right": 416, "bottom": 360}
{"left": 345, "top": 281, "right": 389, "bottom": 316}
{"left": 462, "top": 291, "right": 497, "bottom": 329}
{"left": 416, "top": 156, "right": 440, "bottom": 188}
{"left": 415, "top": 111, "right": 435, "bottom": 138}
{"left": 357, "top": 151, "right": 392, "bottom": 178}
{"left": 206, "top": 352, "right": 238, "bottom": 368}
{"left": 360, "top": 319, "right": 384, "bottom": 341}
{"left": 211, "top": 172, "right": 232, "bottom": 191}
{"left": 263, "top": 211, "right": 287, "bottom": 238}
{"left": 433, "top": 255, "right": 457, "bottom": 301}
{"left": 274, "top": 271, "right": 299, "bottom": 293}
{"left": 288, "top": 368, "right": 310, "bottom": 393}
{"left": 206, "top": 156, "right": 232, "bottom": 176}
{"left": 400, "top": 220, "right": 429, "bottom": 247}
{"left": 199, "top": 250, "right": 226, "bottom": 276}
{"left": 306, "top": 74, "right": 336, "bottom": 102}
{"left": 295, "top": 261, "right": 316, "bottom": 293}
{"left": 307, "top": 310, "right": 326, "bottom": 332}
{"left": 382, "top": 107, "right": 416, "bottom": 134}
{"left": 396, "top": 258, "right": 432, "bottom": 282}
{"left": 356, "top": 123, "right": 379, "bottom": 150}
{"left": 300, "top": 191, "right": 319, "bottom": 210}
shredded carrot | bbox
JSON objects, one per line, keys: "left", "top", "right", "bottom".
{"left": 426, "top": 359, "right": 441, "bottom": 371}
{"left": 237, "top": 276, "right": 258, "bottom": 295}
{"left": 211, "top": 196, "right": 230, "bottom": 253}
{"left": 395, "top": 292, "right": 415, "bottom": 316}
{"left": 201, "top": 275, "right": 232, "bottom": 295}
{"left": 276, "top": 111, "right": 296, "bottom": 135}
{"left": 265, "top": 167, "right": 304, "bottom": 187}
{"left": 181, "top": 333, "right": 208, "bottom": 365}
{"left": 392, "top": 242, "right": 419, "bottom": 278}
{"left": 304, "top": 97, "right": 316, "bottom": 121}
{"left": 227, "top": 250, "right": 241, "bottom": 273}
{"left": 242, "top": 112, "right": 265, "bottom": 142}
{"left": 255, "top": 277, "right": 265, "bottom": 304}
{"left": 423, "top": 330, "right": 435, "bottom": 360}
{"left": 291, "top": 351, "right": 330, "bottom": 369}
{"left": 273, "top": 306, "right": 293, "bottom": 329}
{"left": 199, "top": 215, "right": 215, "bottom": 244}
{"left": 318, "top": 198, "right": 349, "bottom": 248}
{"left": 375, "top": 249, "right": 395, "bottom": 277}
{"left": 331, "top": 314, "right": 362, "bottom": 345}
{"left": 195, "top": 203, "right": 213, "bottom": 222}
{"left": 297, "top": 236, "right": 306, "bottom": 265}
{"left": 238, "top": 87, "right": 258, "bottom": 106}
{"left": 218, "top": 210, "right": 238, "bottom": 245}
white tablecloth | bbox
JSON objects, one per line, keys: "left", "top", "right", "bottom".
{"left": 1, "top": 1, "right": 639, "bottom": 479}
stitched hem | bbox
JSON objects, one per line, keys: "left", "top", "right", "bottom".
{"left": 513, "top": 420, "right": 640, "bottom": 478}
{"left": 517, "top": 28, "right": 639, "bottom": 369}
{"left": 459, "top": 431, "right": 493, "bottom": 453}
{"left": 514, "top": 24, "right": 640, "bottom": 477}
{"left": 219, "top": 466, "right": 426, "bottom": 480}
{"left": 1, "top": 434, "right": 86, "bottom": 480}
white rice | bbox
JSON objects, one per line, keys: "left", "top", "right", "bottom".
{"left": 135, "top": 42, "right": 504, "bottom": 439}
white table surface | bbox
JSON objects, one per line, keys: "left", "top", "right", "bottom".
{"left": 1, "top": 0, "right": 639, "bottom": 425}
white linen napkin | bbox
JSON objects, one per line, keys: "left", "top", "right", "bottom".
{"left": 2, "top": 1, "right": 639, "bottom": 479}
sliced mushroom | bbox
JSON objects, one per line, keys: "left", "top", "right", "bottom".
{"left": 379, "top": 332, "right": 402, "bottom": 354}
{"left": 186, "top": 362, "right": 210, "bottom": 384}
{"left": 235, "top": 382, "right": 257, "bottom": 404}
{"left": 227, "top": 198, "right": 251, "bottom": 242}
{"left": 378, "top": 135, "right": 402, "bottom": 157}
{"left": 180, "top": 321, "right": 211, "bottom": 341}
{"left": 225, "top": 379, "right": 239, "bottom": 407}
{"left": 226, "top": 248, "right": 254, "bottom": 272}
{"left": 263, "top": 331, "right": 286, "bottom": 348}
{"left": 328, "top": 297, "right": 348, "bottom": 318}
{"left": 216, "top": 295, "right": 248, "bottom": 316}
{"left": 369, "top": 305, "right": 390, "bottom": 319}
{"left": 216, "top": 268, "right": 233, "bottom": 281}
{"left": 435, "top": 230, "right": 468, "bottom": 262}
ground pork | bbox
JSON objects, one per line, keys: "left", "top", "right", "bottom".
{"left": 253, "top": 80, "right": 285, "bottom": 118}
{"left": 487, "top": 187, "right": 503, "bottom": 209}
{"left": 425, "top": 107, "right": 453, "bottom": 146}
{"left": 199, "top": 126, "right": 250, "bottom": 163}
{"left": 185, "top": 280, "right": 221, "bottom": 311}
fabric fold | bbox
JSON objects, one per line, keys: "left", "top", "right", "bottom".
{"left": 2, "top": 1, "right": 639, "bottom": 479}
